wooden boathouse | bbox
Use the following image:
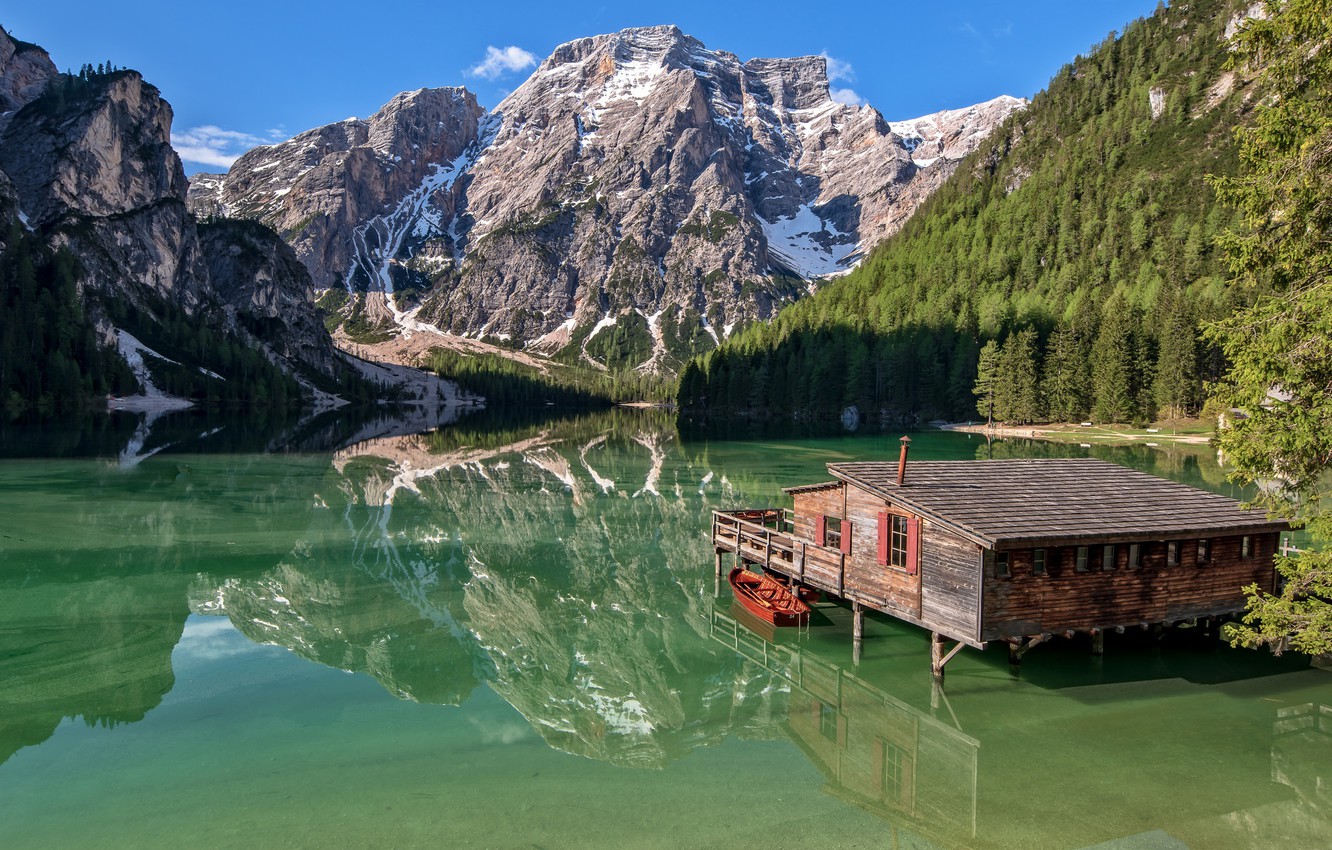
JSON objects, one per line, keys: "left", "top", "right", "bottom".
{"left": 711, "top": 440, "right": 1289, "bottom": 675}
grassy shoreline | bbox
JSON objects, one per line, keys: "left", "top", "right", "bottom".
{"left": 940, "top": 419, "right": 1214, "bottom": 447}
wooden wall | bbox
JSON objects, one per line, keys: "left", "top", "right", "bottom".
{"left": 919, "top": 523, "right": 982, "bottom": 642}
{"left": 791, "top": 488, "right": 841, "bottom": 542}
{"left": 981, "top": 532, "right": 1280, "bottom": 640}
{"left": 846, "top": 486, "right": 922, "bottom": 619}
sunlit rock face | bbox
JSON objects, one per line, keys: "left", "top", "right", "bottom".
{"left": 194, "top": 26, "right": 1023, "bottom": 371}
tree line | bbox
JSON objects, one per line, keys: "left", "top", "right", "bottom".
{"left": 679, "top": 0, "right": 1248, "bottom": 426}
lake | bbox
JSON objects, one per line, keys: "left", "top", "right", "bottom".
{"left": 1, "top": 409, "right": 1328, "bottom": 849}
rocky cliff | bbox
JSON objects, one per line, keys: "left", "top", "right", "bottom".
{"left": 0, "top": 26, "right": 368, "bottom": 408}
{"left": 195, "top": 26, "right": 1023, "bottom": 372}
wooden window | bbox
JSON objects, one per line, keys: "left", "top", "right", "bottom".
{"left": 1241, "top": 535, "right": 1252, "bottom": 559}
{"left": 1197, "top": 538, "right": 1211, "bottom": 565}
{"left": 1167, "top": 540, "right": 1179, "bottom": 566}
{"left": 877, "top": 740, "right": 905, "bottom": 802}
{"left": 890, "top": 515, "right": 908, "bottom": 567}
{"left": 1076, "top": 546, "right": 1090, "bottom": 573}
{"left": 995, "top": 551, "right": 1011, "bottom": 579}
{"left": 824, "top": 517, "right": 842, "bottom": 550}
{"left": 818, "top": 703, "right": 838, "bottom": 742}
{"left": 1033, "top": 548, "right": 1047, "bottom": 576}
{"left": 1128, "top": 543, "right": 1141, "bottom": 569}
{"left": 1101, "top": 544, "right": 1115, "bottom": 571}
{"left": 879, "top": 512, "right": 917, "bottom": 574}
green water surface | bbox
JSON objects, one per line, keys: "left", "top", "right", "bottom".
{"left": 0, "top": 411, "right": 1327, "bottom": 849}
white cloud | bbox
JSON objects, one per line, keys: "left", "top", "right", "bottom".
{"left": 173, "top": 125, "right": 282, "bottom": 170}
{"left": 819, "top": 51, "right": 856, "bottom": 84}
{"left": 830, "top": 87, "right": 865, "bottom": 107}
{"left": 467, "top": 45, "right": 538, "bottom": 80}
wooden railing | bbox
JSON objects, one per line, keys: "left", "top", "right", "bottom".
{"left": 712, "top": 509, "right": 849, "bottom": 597}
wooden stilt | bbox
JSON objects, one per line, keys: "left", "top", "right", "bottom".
{"left": 852, "top": 601, "right": 864, "bottom": 666}
{"left": 1091, "top": 629, "right": 1105, "bottom": 657}
{"left": 1008, "top": 639, "right": 1022, "bottom": 667}
{"left": 714, "top": 551, "right": 723, "bottom": 578}
{"left": 931, "top": 631, "right": 946, "bottom": 679}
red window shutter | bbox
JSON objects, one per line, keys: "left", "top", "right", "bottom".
{"left": 815, "top": 515, "right": 827, "bottom": 547}
{"left": 906, "top": 516, "right": 920, "bottom": 575}
{"left": 877, "top": 511, "right": 889, "bottom": 565}
{"left": 840, "top": 521, "right": 853, "bottom": 555}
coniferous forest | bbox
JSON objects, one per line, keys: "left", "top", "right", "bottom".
{"left": 679, "top": 0, "right": 1251, "bottom": 426}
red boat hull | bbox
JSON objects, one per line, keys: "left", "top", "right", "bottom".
{"left": 729, "top": 568, "right": 811, "bottom": 627}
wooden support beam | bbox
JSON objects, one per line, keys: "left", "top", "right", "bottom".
{"left": 714, "top": 551, "right": 723, "bottom": 578}
{"left": 1091, "top": 630, "right": 1105, "bottom": 657}
{"left": 931, "top": 632, "right": 966, "bottom": 679}
{"left": 852, "top": 600, "right": 864, "bottom": 642}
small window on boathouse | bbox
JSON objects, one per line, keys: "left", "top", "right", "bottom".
{"left": 1032, "top": 548, "right": 1047, "bottom": 576}
{"left": 1167, "top": 541, "right": 1180, "bottom": 567}
{"left": 1076, "top": 546, "right": 1090, "bottom": 573}
{"left": 1101, "top": 544, "right": 1115, "bottom": 571}
{"left": 890, "top": 515, "right": 909, "bottom": 567}
{"left": 1241, "top": 535, "right": 1252, "bottom": 559}
{"left": 1128, "top": 543, "right": 1141, "bottom": 570}
{"left": 995, "top": 551, "right": 1011, "bottom": 579}
{"left": 820, "top": 516, "right": 852, "bottom": 555}
{"left": 1197, "top": 538, "right": 1211, "bottom": 565}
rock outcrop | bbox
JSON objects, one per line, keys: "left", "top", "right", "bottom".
{"left": 0, "top": 27, "right": 56, "bottom": 127}
{"left": 0, "top": 25, "right": 361, "bottom": 402}
{"left": 195, "top": 26, "right": 1024, "bottom": 371}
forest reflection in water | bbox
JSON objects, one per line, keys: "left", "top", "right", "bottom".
{"left": 0, "top": 408, "right": 1328, "bottom": 849}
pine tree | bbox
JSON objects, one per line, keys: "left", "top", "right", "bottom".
{"left": 1043, "top": 322, "right": 1088, "bottom": 421}
{"left": 1207, "top": 0, "right": 1332, "bottom": 655}
{"left": 1091, "top": 289, "right": 1137, "bottom": 423}
{"left": 1153, "top": 282, "right": 1198, "bottom": 418}
{"left": 973, "top": 340, "right": 1000, "bottom": 424}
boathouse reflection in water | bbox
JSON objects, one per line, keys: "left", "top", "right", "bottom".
{"left": 709, "top": 604, "right": 1331, "bottom": 850}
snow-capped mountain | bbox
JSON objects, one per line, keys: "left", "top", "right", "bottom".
{"left": 191, "top": 26, "right": 1024, "bottom": 371}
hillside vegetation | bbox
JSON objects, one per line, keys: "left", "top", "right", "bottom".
{"left": 680, "top": 0, "right": 1253, "bottom": 426}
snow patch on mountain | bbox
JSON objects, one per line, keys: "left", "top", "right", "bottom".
{"left": 758, "top": 205, "right": 857, "bottom": 278}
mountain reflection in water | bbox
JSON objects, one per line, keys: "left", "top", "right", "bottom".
{"left": 0, "top": 409, "right": 1328, "bottom": 849}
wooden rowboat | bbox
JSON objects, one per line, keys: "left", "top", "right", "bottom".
{"left": 729, "top": 567, "right": 810, "bottom": 627}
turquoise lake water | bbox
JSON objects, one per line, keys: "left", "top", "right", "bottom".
{"left": 0, "top": 410, "right": 1328, "bottom": 849}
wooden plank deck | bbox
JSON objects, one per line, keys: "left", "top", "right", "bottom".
{"left": 712, "top": 509, "right": 847, "bottom": 596}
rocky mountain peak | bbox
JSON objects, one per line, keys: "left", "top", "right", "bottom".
{"left": 0, "top": 27, "right": 57, "bottom": 118}
{"left": 741, "top": 55, "right": 832, "bottom": 113}
{"left": 538, "top": 25, "right": 703, "bottom": 75}
{"left": 192, "top": 26, "right": 1025, "bottom": 373}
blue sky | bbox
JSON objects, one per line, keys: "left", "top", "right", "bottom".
{"left": 6, "top": 1, "right": 1159, "bottom": 172}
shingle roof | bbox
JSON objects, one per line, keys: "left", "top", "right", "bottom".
{"left": 782, "top": 480, "right": 840, "bottom": 496}
{"left": 827, "top": 458, "right": 1288, "bottom": 546}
